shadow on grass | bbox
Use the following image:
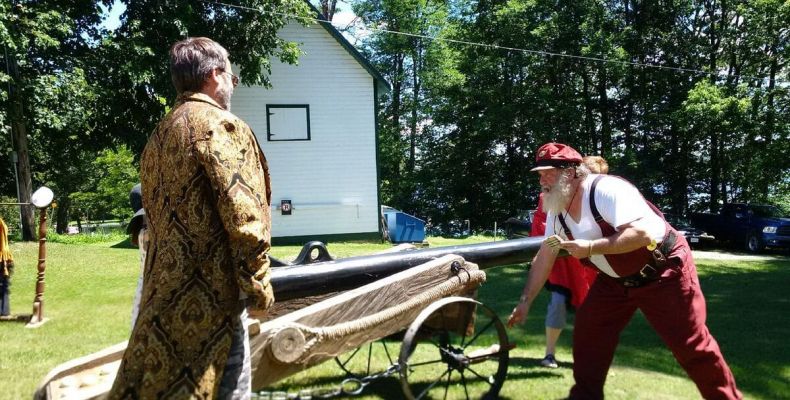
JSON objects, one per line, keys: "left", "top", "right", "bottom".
{"left": 510, "top": 355, "right": 574, "bottom": 371}
{"left": 268, "top": 256, "right": 788, "bottom": 399}
{"left": 481, "top": 258, "right": 790, "bottom": 399}
{"left": 0, "top": 314, "right": 31, "bottom": 324}
{"left": 272, "top": 374, "right": 521, "bottom": 400}
{"left": 110, "top": 237, "right": 135, "bottom": 249}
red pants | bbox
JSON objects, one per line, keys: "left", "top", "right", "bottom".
{"left": 570, "top": 245, "right": 741, "bottom": 399}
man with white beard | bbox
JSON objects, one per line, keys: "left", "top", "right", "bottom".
{"left": 507, "top": 143, "right": 741, "bottom": 400}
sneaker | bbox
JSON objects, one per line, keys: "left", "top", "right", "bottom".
{"left": 541, "top": 354, "right": 559, "bottom": 368}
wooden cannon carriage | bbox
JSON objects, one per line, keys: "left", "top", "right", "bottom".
{"left": 36, "top": 237, "right": 545, "bottom": 399}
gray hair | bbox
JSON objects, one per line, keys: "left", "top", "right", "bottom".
{"left": 169, "top": 37, "right": 229, "bottom": 94}
{"left": 576, "top": 164, "right": 591, "bottom": 180}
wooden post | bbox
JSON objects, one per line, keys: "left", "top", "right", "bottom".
{"left": 26, "top": 206, "right": 48, "bottom": 328}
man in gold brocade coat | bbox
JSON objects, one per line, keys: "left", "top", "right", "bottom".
{"left": 110, "top": 37, "right": 274, "bottom": 400}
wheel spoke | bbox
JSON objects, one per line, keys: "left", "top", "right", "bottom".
{"left": 407, "top": 358, "right": 445, "bottom": 368}
{"left": 403, "top": 300, "right": 509, "bottom": 400}
{"left": 466, "top": 349, "right": 503, "bottom": 364}
{"left": 443, "top": 369, "right": 452, "bottom": 400}
{"left": 382, "top": 341, "right": 395, "bottom": 365}
{"left": 462, "top": 317, "right": 496, "bottom": 350}
{"left": 460, "top": 372, "right": 470, "bottom": 400}
{"left": 366, "top": 342, "right": 373, "bottom": 375}
{"left": 428, "top": 338, "right": 444, "bottom": 351}
{"left": 465, "top": 365, "right": 495, "bottom": 387}
{"left": 340, "top": 346, "right": 362, "bottom": 368}
{"left": 416, "top": 368, "right": 451, "bottom": 400}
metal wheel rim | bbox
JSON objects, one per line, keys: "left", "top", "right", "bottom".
{"left": 398, "top": 297, "right": 510, "bottom": 400}
{"left": 334, "top": 339, "right": 397, "bottom": 379}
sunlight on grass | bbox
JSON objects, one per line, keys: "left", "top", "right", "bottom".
{"left": 0, "top": 236, "right": 787, "bottom": 399}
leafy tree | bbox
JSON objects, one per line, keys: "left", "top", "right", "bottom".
{"left": 1, "top": 0, "right": 104, "bottom": 240}
{"left": 89, "top": 0, "right": 312, "bottom": 157}
{"left": 28, "top": 67, "right": 102, "bottom": 233}
{"left": 70, "top": 146, "right": 139, "bottom": 225}
{"left": 353, "top": 0, "right": 455, "bottom": 216}
{"left": 357, "top": 0, "right": 788, "bottom": 231}
{"left": 3, "top": 0, "right": 313, "bottom": 237}
{"left": 678, "top": 81, "right": 750, "bottom": 210}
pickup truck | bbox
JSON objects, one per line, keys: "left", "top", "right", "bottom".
{"left": 663, "top": 213, "right": 716, "bottom": 249}
{"left": 690, "top": 203, "right": 790, "bottom": 253}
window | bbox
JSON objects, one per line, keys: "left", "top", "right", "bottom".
{"left": 266, "top": 105, "right": 311, "bottom": 141}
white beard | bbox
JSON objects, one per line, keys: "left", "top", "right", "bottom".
{"left": 542, "top": 172, "right": 574, "bottom": 215}
{"left": 217, "top": 81, "right": 233, "bottom": 111}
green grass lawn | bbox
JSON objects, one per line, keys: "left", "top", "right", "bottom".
{"left": 0, "top": 235, "right": 788, "bottom": 399}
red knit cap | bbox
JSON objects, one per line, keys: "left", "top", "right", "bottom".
{"left": 530, "top": 142, "right": 583, "bottom": 171}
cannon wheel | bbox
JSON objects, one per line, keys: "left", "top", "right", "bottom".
{"left": 398, "top": 296, "right": 509, "bottom": 400}
{"left": 334, "top": 339, "right": 398, "bottom": 379}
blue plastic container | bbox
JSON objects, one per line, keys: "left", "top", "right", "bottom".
{"left": 382, "top": 207, "right": 426, "bottom": 243}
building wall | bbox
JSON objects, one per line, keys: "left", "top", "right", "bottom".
{"left": 232, "top": 22, "right": 379, "bottom": 240}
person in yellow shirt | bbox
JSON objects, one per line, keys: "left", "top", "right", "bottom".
{"left": 0, "top": 219, "right": 14, "bottom": 317}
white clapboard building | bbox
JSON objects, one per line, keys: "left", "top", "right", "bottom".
{"left": 232, "top": 14, "right": 389, "bottom": 245}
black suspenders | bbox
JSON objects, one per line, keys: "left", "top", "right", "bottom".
{"left": 557, "top": 175, "right": 612, "bottom": 240}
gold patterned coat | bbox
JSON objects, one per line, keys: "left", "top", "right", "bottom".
{"left": 109, "top": 92, "right": 274, "bottom": 399}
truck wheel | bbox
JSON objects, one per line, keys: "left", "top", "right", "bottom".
{"left": 746, "top": 233, "right": 765, "bottom": 253}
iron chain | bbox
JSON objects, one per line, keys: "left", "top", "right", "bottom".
{"left": 253, "top": 363, "right": 401, "bottom": 399}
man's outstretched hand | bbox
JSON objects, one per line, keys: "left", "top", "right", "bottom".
{"left": 559, "top": 238, "right": 594, "bottom": 259}
{"left": 507, "top": 301, "right": 529, "bottom": 328}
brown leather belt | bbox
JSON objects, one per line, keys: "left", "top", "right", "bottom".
{"left": 615, "top": 231, "right": 678, "bottom": 288}
{"left": 616, "top": 264, "right": 662, "bottom": 288}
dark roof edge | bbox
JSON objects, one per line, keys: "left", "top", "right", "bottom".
{"left": 303, "top": 1, "right": 391, "bottom": 93}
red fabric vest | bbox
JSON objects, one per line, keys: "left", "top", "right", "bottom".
{"left": 533, "top": 195, "right": 597, "bottom": 308}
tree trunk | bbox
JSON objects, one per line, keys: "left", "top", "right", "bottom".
{"left": 6, "top": 49, "right": 36, "bottom": 241}
{"left": 582, "top": 66, "right": 596, "bottom": 152}
{"left": 408, "top": 42, "right": 422, "bottom": 174}
{"left": 624, "top": 66, "right": 635, "bottom": 153}
{"left": 706, "top": 0, "right": 721, "bottom": 212}
{"left": 762, "top": 46, "right": 777, "bottom": 147}
{"left": 756, "top": 44, "right": 778, "bottom": 201}
{"left": 391, "top": 54, "right": 403, "bottom": 131}
{"left": 388, "top": 53, "right": 404, "bottom": 182}
{"left": 321, "top": 0, "right": 338, "bottom": 20}
{"left": 597, "top": 63, "right": 611, "bottom": 157}
{"left": 709, "top": 132, "right": 720, "bottom": 212}
{"left": 56, "top": 197, "right": 71, "bottom": 234}
{"left": 668, "top": 122, "right": 687, "bottom": 214}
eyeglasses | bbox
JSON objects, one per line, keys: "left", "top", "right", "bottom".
{"left": 219, "top": 69, "right": 239, "bottom": 87}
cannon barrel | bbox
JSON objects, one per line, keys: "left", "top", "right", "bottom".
{"left": 33, "top": 237, "right": 545, "bottom": 398}
{"left": 271, "top": 237, "right": 544, "bottom": 301}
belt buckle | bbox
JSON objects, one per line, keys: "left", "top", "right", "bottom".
{"left": 639, "top": 264, "right": 657, "bottom": 278}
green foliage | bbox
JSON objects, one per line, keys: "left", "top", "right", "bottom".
{"left": 0, "top": 196, "right": 21, "bottom": 235}
{"left": 359, "top": 0, "right": 790, "bottom": 229}
{"left": 1, "top": 0, "right": 312, "bottom": 233}
{"left": 70, "top": 146, "right": 139, "bottom": 222}
{"left": 678, "top": 81, "right": 752, "bottom": 210}
{"left": 47, "top": 231, "right": 128, "bottom": 245}
{"left": 2, "top": 0, "right": 788, "bottom": 236}
{"left": 1, "top": 1, "right": 107, "bottom": 237}
{"left": 89, "top": 0, "right": 312, "bottom": 156}
{"left": 354, "top": 0, "right": 462, "bottom": 218}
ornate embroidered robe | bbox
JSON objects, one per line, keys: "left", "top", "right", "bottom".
{"left": 110, "top": 92, "right": 273, "bottom": 399}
